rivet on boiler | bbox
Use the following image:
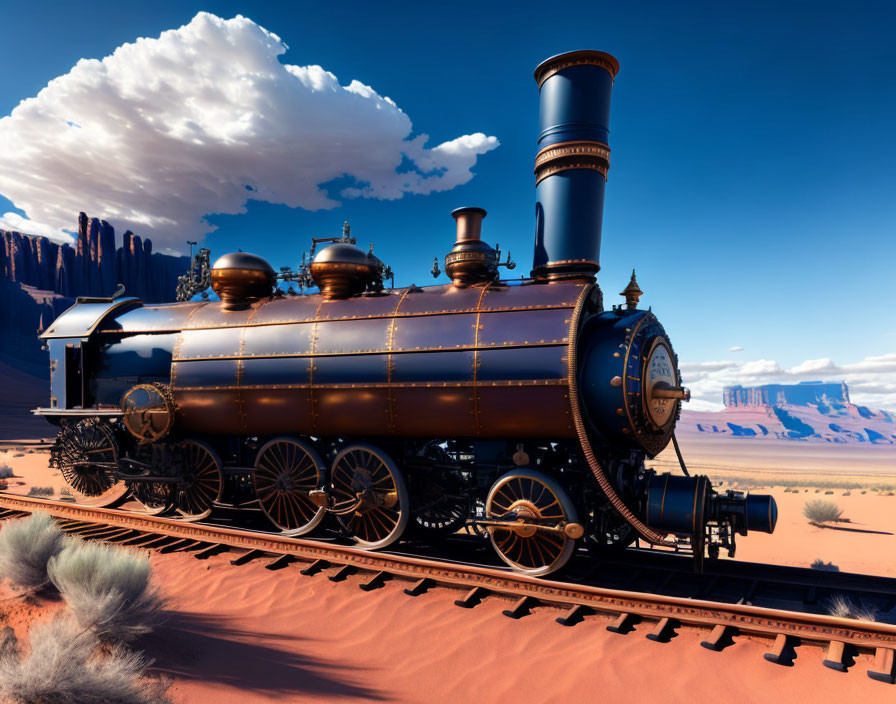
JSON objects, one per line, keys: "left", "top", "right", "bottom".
{"left": 610, "top": 376, "right": 623, "bottom": 387}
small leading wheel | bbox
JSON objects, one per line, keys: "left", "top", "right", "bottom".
{"left": 330, "top": 443, "right": 409, "bottom": 549}
{"left": 173, "top": 440, "right": 223, "bottom": 522}
{"left": 485, "top": 469, "right": 580, "bottom": 576}
{"left": 131, "top": 481, "right": 172, "bottom": 516}
{"left": 411, "top": 472, "right": 469, "bottom": 536}
{"left": 53, "top": 419, "right": 128, "bottom": 507}
{"left": 590, "top": 507, "right": 638, "bottom": 551}
{"left": 253, "top": 437, "right": 326, "bottom": 536}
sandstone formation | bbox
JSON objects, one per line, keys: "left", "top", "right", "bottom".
{"left": 0, "top": 212, "right": 189, "bottom": 380}
{"left": 723, "top": 381, "right": 850, "bottom": 408}
{"left": 1, "top": 212, "right": 187, "bottom": 304}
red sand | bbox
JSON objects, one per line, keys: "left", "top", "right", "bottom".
{"left": 1, "top": 449, "right": 895, "bottom": 701}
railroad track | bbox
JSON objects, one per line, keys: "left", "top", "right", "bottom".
{"left": 0, "top": 492, "right": 894, "bottom": 684}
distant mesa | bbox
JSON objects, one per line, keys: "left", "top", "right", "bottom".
{"left": 681, "top": 381, "right": 896, "bottom": 445}
{"left": 0, "top": 213, "right": 189, "bottom": 437}
{"left": 724, "top": 381, "right": 849, "bottom": 409}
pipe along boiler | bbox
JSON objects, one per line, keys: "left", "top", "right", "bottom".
{"left": 35, "top": 50, "right": 776, "bottom": 575}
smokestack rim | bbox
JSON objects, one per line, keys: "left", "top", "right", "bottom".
{"left": 534, "top": 50, "right": 620, "bottom": 88}
{"left": 451, "top": 206, "right": 487, "bottom": 219}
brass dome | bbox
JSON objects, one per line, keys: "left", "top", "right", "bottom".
{"left": 211, "top": 251, "right": 276, "bottom": 309}
{"left": 310, "top": 243, "right": 376, "bottom": 298}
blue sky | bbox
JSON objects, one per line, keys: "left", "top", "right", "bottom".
{"left": 1, "top": 0, "right": 894, "bottom": 409}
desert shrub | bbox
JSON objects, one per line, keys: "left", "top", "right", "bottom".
{"left": 0, "top": 465, "right": 13, "bottom": 479}
{"left": 810, "top": 559, "right": 839, "bottom": 571}
{"left": 0, "top": 616, "right": 169, "bottom": 703}
{"left": 843, "top": 491, "right": 851, "bottom": 497}
{"left": 26, "top": 486, "right": 54, "bottom": 497}
{"left": 48, "top": 542, "right": 164, "bottom": 643}
{"left": 0, "top": 512, "right": 65, "bottom": 592}
{"left": 824, "top": 490, "right": 834, "bottom": 495}
{"left": 803, "top": 500, "right": 843, "bottom": 524}
{"left": 828, "top": 595, "right": 876, "bottom": 622}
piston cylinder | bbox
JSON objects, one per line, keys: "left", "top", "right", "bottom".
{"left": 532, "top": 50, "right": 619, "bottom": 280}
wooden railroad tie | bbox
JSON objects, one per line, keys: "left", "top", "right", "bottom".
{"left": 230, "top": 549, "right": 267, "bottom": 566}
{"left": 556, "top": 604, "right": 594, "bottom": 627}
{"left": 359, "top": 571, "right": 391, "bottom": 591}
{"left": 299, "top": 558, "right": 330, "bottom": 576}
{"left": 700, "top": 625, "right": 735, "bottom": 651}
{"left": 265, "top": 554, "right": 299, "bottom": 571}
{"left": 404, "top": 577, "right": 435, "bottom": 597}
{"left": 502, "top": 595, "right": 538, "bottom": 620}
{"left": 455, "top": 586, "right": 489, "bottom": 609}
{"left": 764, "top": 634, "right": 797, "bottom": 666}
{"left": 328, "top": 564, "right": 358, "bottom": 582}
{"left": 645, "top": 617, "right": 678, "bottom": 643}
{"left": 606, "top": 612, "right": 638, "bottom": 634}
{"left": 194, "top": 544, "right": 230, "bottom": 560}
{"left": 867, "top": 647, "right": 895, "bottom": 684}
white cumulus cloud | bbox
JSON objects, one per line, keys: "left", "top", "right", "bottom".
{"left": 0, "top": 12, "right": 499, "bottom": 249}
{"left": 728, "top": 345, "right": 744, "bottom": 352}
{"left": 679, "top": 353, "right": 896, "bottom": 412}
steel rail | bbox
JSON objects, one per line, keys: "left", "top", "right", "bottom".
{"left": 1, "top": 492, "right": 894, "bottom": 681}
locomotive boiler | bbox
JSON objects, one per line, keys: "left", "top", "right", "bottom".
{"left": 35, "top": 50, "right": 777, "bottom": 575}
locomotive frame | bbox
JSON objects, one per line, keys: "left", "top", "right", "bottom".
{"left": 33, "top": 50, "right": 777, "bottom": 576}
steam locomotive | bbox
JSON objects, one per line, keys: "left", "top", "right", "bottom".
{"left": 35, "top": 51, "right": 776, "bottom": 576}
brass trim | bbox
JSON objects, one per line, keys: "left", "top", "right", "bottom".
{"left": 534, "top": 141, "right": 611, "bottom": 185}
{"left": 386, "top": 287, "right": 414, "bottom": 431}
{"left": 172, "top": 379, "right": 568, "bottom": 392}
{"left": 534, "top": 50, "right": 620, "bottom": 87}
{"left": 172, "top": 340, "right": 570, "bottom": 363}
{"left": 95, "top": 299, "right": 587, "bottom": 335}
{"left": 472, "top": 283, "right": 492, "bottom": 435}
{"left": 236, "top": 326, "right": 248, "bottom": 432}
{"left": 309, "top": 298, "right": 326, "bottom": 434}
{"left": 566, "top": 286, "right": 668, "bottom": 545}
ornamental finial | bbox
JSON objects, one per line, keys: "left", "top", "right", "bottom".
{"left": 620, "top": 269, "right": 643, "bottom": 310}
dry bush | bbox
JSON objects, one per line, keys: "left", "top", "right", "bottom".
{"left": 0, "top": 512, "right": 65, "bottom": 592}
{"left": 26, "top": 486, "right": 54, "bottom": 497}
{"left": 828, "top": 595, "right": 876, "bottom": 622}
{"left": 0, "top": 465, "right": 13, "bottom": 479}
{"left": 810, "top": 559, "right": 839, "bottom": 571}
{"left": 49, "top": 542, "right": 164, "bottom": 643}
{"left": 802, "top": 500, "right": 843, "bottom": 525}
{"left": 0, "top": 616, "right": 169, "bottom": 703}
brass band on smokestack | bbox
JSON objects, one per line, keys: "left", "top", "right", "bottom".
{"left": 532, "top": 50, "right": 619, "bottom": 281}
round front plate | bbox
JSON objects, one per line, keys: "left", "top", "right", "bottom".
{"left": 644, "top": 341, "right": 677, "bottom": 428}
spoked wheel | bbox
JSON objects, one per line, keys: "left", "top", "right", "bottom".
{"left": 485, "top": 469, "right": 581, "bottom": 576}
{"left": 173, "top": 440, "right": 223, "bottom": 522}
{"left": 52, "top": 419, "right": 128, "bottom": 507}
{"left": 330, "top": 443, "right": 409, "bottom": 549}
{"left": 253, "top": 437, "right": 326, "bottom": 536}
{"left": 131, "top": 481, "right": 172, "bottom": 516}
